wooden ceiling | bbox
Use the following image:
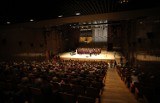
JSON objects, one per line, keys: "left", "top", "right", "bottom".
{"left": 0, "top": 0, "right": 159, "bottom": 25}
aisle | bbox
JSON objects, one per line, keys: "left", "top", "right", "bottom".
{"left": 101, "top": 68, "right": 139, "bottom": 103}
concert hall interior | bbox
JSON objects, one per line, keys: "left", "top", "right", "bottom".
{"left": 0, "top": 0, "right": 160, "bottom": 103}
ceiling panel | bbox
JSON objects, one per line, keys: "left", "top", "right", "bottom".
{"left": 0, "top": 0, "right": 159, "bottom": 25}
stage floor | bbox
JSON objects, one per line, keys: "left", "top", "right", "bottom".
{"left": 59, "top": 50, "right": 117, "bottom": 62}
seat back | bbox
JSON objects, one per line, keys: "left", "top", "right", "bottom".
{"left": 72, "top": 84, "right": 85, "bottom": 96}
{"left": 29, "top": 87, "right": 44, "bottom": 103}
{"left": 77, "top": 95, "right": 95, "bottom": 103}
{"left": 52, "top": 82, "right": 61, "bottom": 92}
{"left": 61, "top": 84, "right": 73, "bottom": 93}
{"left": 59, "top": 92, "right": 76, "bottom": 103}
{"left": 86, "top": 87, "right": 100, "bottom": 98}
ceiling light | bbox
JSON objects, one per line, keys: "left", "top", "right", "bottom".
{"left": 7, "top": 21, "right": 10, "bottom": 24}
{"left": 140, "top": 21, "right": 143, "bottom": 24}
{"left": 75, "top": 13, "right": 81, "bottom": 16}
{"left": 30, "top": 19, "right": 34, "bottom": 22}
{"left": 119, "top": 0, "right": 129, "bottom": 3}
{"left": 58, "top": 15, "right": 63, "bottom": 18}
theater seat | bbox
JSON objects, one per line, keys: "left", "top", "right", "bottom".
{"left": 77, "top": 95, "right": 96, "bottom": 103}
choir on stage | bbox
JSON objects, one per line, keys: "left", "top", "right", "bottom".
{"left": 76, "top": 48, "right": 101, "bottom": 55}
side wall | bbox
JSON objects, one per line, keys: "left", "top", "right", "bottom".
{"left": 0, "top": 26, "right": 80, "bottom": 61}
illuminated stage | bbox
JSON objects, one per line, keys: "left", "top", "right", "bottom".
{"left": 59, "top": 50, "right": 116, "bottom": 62}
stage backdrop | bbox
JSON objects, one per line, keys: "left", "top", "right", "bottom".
{"left": 79, "top": 25, "right": 108, "bottom": 43}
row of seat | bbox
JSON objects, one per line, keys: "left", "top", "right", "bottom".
{"left": 18, "top": 83, "right": 103, "bottom": 103}
{"left": 116, "top": 65, "right": 160, "bottom": 103}
{"left": 59, "top": 92, "right": 96, "bottom": 103}
{"left": 0, "top": 60, "right": 108, "bottom": 103}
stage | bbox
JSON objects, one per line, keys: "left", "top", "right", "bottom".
{"left": 59, "top": 50, "right": 118, "bottom": 62}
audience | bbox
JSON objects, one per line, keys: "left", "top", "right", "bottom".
{"left": 116, "top": 64, "right": 160, "bottom": 103}
{"left": 0, "top": 59, "right": 108, "bottom": 103}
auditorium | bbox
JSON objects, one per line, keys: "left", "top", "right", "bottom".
{"left": 0, "top": 0, "right": 160, "bottom": 103}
